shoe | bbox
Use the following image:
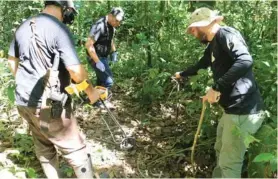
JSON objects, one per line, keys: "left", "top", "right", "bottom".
{"left": 92, "top": 101, "right": 104, "bottom": 109}
{"left": 92, "top": 100, "right": 115, "bottom": 110}
{"left": 103, "top": 100, "right": 115, "bottom": 110}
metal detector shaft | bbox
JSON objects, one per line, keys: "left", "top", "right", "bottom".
{"left": 99, "top": 99, "right": 127, "bottom": 138}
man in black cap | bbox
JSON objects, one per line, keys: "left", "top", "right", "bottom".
{"left": 85, "top": 7, "right": 124, "bottom": 109}
{"left": 7, "top": 1, "right": 103, "bottom": 178}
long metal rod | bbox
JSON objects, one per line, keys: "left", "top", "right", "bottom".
{"left": 100, "top": 115, "right": 118, "bottom": 144}
{"left": 100, "top": 99, "right": 127, "bottom": 138}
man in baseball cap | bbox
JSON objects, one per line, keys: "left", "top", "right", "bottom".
{"left": 85, "top": 7, "right": 125, "bottom": 109}
{"left": 7, "top": 0, "right": 104, "bottom": 178}
{"left": 111, "top": 7, "right": 125, "bottom": 22}
{"left": 175, "top": 7, "right": 264, "bottom": 178}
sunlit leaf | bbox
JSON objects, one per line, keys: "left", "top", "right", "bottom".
{"left": 253, "top": 153, "right": 275, "bottom": 163}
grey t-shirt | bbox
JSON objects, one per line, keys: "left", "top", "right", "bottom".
{"left": 9, "top": 13, "right": 80, "bottom": 107}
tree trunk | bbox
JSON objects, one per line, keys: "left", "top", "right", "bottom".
{"left": 147, "top": 43, "right": 152, "bottom": 68}
{"left": 144, "top": 1, "right": 152, "bottom": 67}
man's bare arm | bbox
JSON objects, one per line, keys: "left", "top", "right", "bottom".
{"left": 66, "top": 64, "right": 100, "bottom": 104}
{"left": 85, "top": 37, "right": 100, "bottom": 63}
{"left": 111, "top": 39, "right": 116, "bottom": 52}
{"left": 7, "top": 56, "right": 19, "bottom": 77}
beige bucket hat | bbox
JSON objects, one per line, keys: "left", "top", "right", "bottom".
{"left": 187, "top": 7, "right": 223, "bottom": 32}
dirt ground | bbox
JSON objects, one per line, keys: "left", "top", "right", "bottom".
{"left": 0, "top": 89, "right": 215, "bottom": 178}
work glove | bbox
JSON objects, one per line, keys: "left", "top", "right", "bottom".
{"left": 95, "top": 86, "right": 108, "bottom": 101}
{"left": 110, "top": 51, "right": 118, "bottom": 62}
{"left": 96, "top": 61, "right": 105, "bottom": 72}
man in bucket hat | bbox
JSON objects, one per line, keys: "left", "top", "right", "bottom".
{"left": 175, "top": 7, "right": 265, "bottom": 178}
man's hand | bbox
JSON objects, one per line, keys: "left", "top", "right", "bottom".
{"left": 95, "top": 86, "right": 108, "bottom": 101}
{"left": 111, "top": 51, "right": 118, "bottom": 62}
{"left": 174, "top": 72, "right": 182, "bottom": 79}
{"left": 202, "top": 88, "right": 221, "bottom": 104}
{"left": 87, "top": 87, "right": 101, "bottom": 104}
{"left": 66, "top": 64, "right": 101, "bottom": 104}
{"left": 96, "top": 61, "right": 105, "bottom": 72}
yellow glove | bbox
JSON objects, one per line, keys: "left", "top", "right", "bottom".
{"left": 95, "top": 86, "right": 108, "bottom": 101}
{"left": 65, "top": 80, "right": 89, "bottom": 95}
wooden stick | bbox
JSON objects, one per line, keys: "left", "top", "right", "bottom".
{"left": 191, "top": 99, "right": 207, "bottom": 176}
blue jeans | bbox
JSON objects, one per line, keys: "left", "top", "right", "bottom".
{"left": 89, "top": 57, "right": 113, "bottom": 89}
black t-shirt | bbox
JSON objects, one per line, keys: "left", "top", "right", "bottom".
{"left": 8, "top": 13, "right": 80, "bottom": 107}
{"left": 181, "top": 26, "right": 263, "bottom": 114}
{"left": 89, "top": 16, "right": 115, "bottom": 57}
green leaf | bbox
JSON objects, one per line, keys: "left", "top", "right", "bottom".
{"left": 261, "top": 61, "right": 270, "bottom": 67}
{"left": 148, "top": 68, "right": 159, "bottom": 79}
{"left": 159, "top": 58, "right": 166, "bottom": 63}
{"left": 7, "top": 86, "right": 15, "bottom": 103}
{"left": 255, "top": 125, "right": 276, "bottom": 146}
{"left": 64, "top": 167, "right": 74, "bottom": 177}
{"left": 253, "top": 153, "right": 275, "bottom": 163}
{"left": 231, "top": 125, "right": 241, "bottom": 137}
{"left": 244, "top": 134, "right": 260, "bottom": 148}
{"left": 26, "top": 168, "right": 37, "bottom": 178}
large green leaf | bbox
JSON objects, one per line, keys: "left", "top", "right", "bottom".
{"left": 25, "top": 168, "right": 38, "bottom": 178}
{"left": 244, "top": 133, "right": 260, "bottom": 148}
{"left": 253, "top": 153, "right": 275, "bottom": 163}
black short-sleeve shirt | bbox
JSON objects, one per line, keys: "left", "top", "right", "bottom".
{"left": 88, "top": 16, "right": 114, "bottom": 57}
